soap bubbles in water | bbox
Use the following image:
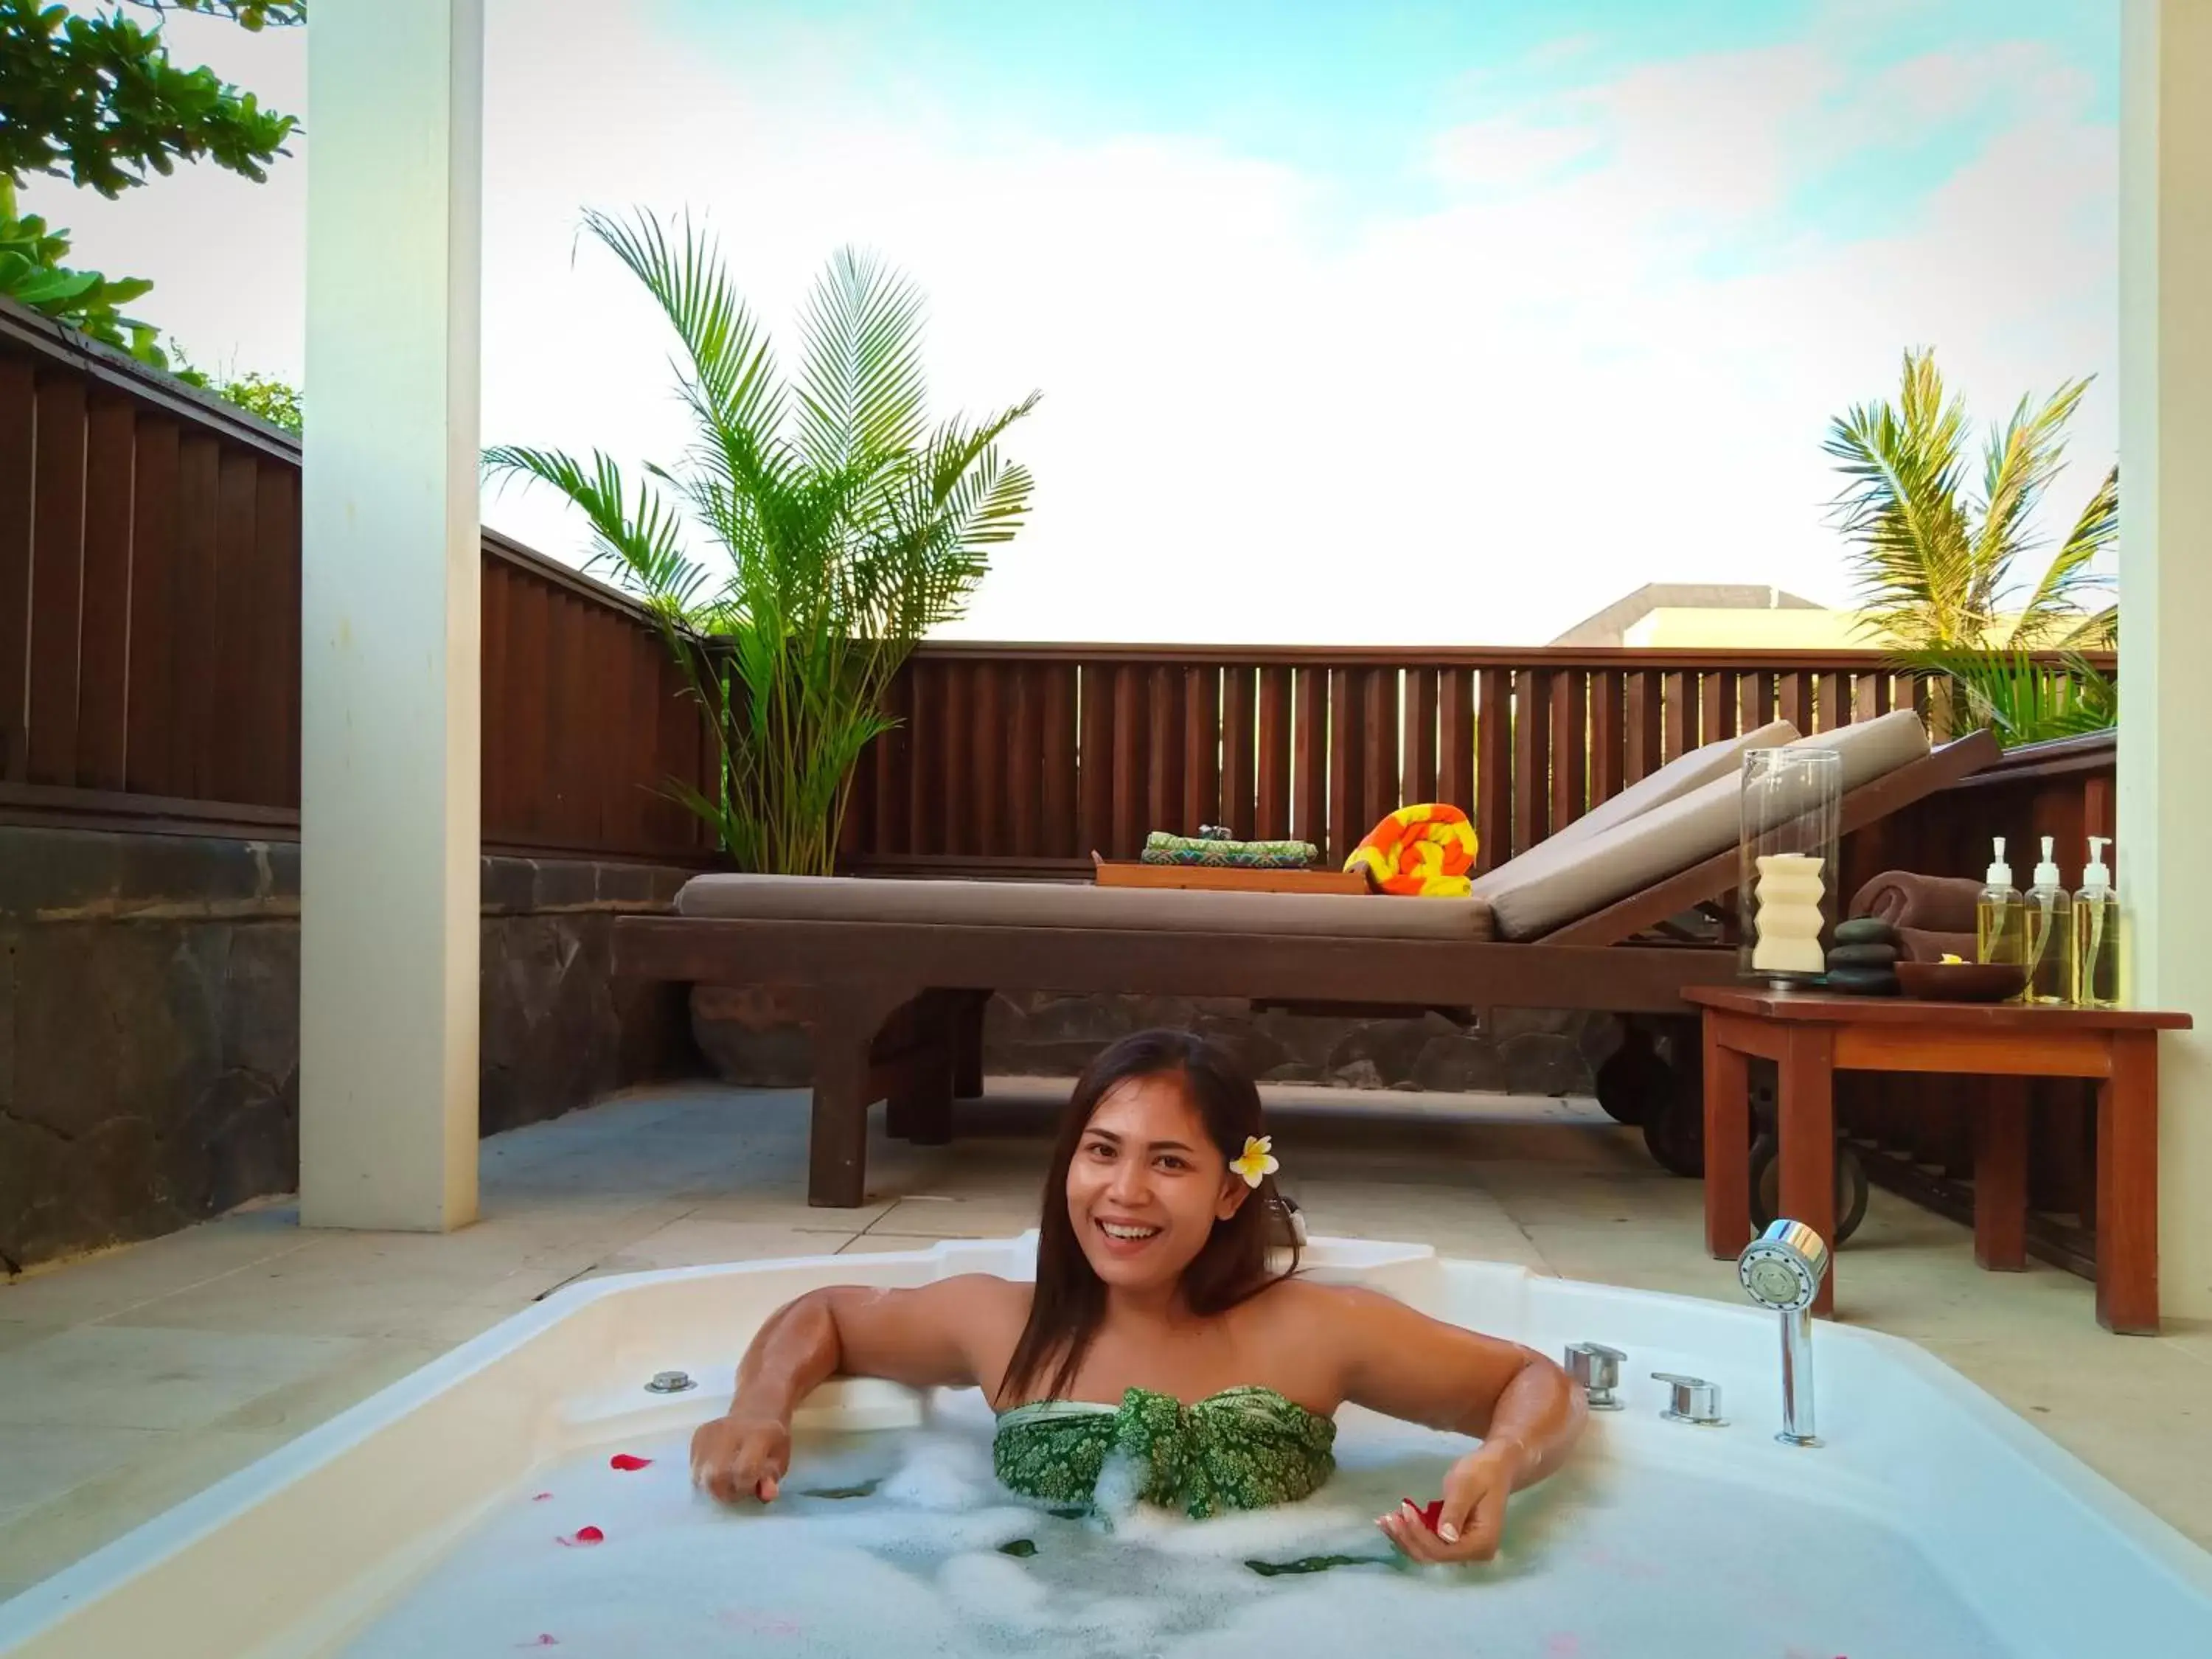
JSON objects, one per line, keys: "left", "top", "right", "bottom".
{"left": 335, "top": 1389, "right": 2010, "bottom": 1659}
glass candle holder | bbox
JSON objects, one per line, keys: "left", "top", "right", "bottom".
{"left": 1739, "top": 748, "right": 1843, "bottom": 986}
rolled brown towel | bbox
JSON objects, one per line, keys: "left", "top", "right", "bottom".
{"left": 1899, "top": 926, "right": 1979, "bottom": 963}
{"left": 1849, "top": 870, "right": 1984, "bottom": 934}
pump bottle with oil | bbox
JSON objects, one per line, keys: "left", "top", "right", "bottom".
{"left": 2021, "top": 836, "right": 2074, "bottom": 1006}
{"left": 2072, "top": 835, "right": 2123, "bottom": 1007}
{"left": 1977, "top": 838, "right": 2025, "bottom": 975}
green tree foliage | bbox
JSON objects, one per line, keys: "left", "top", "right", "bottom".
{"left": 1825, "top": 348, "right": 2118, "bottom": 745}
{"left": 169, "top": 345, "right": 301, "bottom": 433}
{"left": 0, "top": 1, "right": 301, "bottom": 410}
{"left": 488, "top": 210, "right": 1038, "bottom": 874}
{"left": 1, "top": 1, "right": 299, "bottom": 201}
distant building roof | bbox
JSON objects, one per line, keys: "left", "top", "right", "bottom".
{"left": 1550, "top": 584, "right": 1825, "bottom": 647}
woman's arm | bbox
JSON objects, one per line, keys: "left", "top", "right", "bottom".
{"left": 1323, "top": 1285, "right": 1587, "bottom": 1561}
{"left": 692, "top": 1275, "right": 1006, "bottom": 1503}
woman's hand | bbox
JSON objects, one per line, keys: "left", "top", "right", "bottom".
{"left": 690, "top": 1413, "right": 793, "bottom": 1504}
{"left": 1377, "top": 1439, "right": 1526, "bottom": 1564}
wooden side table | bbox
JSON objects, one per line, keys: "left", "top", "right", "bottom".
{"left": 1686, "top": 986, "right": 2192, "bottom": 1334}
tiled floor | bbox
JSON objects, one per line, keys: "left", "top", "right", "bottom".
{"left": 2, "top": 1079, "right": 2208, "bottom": 1604}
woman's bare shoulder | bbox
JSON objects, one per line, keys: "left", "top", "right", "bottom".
{"left": 928, "top": 1273, "right": 1032, "bottom": 1312}
{"left": 1244, "top": 1275, "right": 1423, "bottom": 1347}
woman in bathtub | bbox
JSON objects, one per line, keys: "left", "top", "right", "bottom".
{"left": 689, "top": 1029, "right": 1586, "bottom": 1564}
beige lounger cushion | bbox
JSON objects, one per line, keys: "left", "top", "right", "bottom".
{"left": 1470, "top": 716, "right": 1801, "bottom": 900}
{"left": 1484, "top": 709, "right": 1931, "bottom": 942}
{"left": 675, "top": 872, "right": 1496, "bottom": 941}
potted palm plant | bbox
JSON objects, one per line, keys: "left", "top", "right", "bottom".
{"left": 1824, "top": 348, "right": 2116, "bottom": 745}
{"left": 488, "top": 209, "right": 1037, "bottom": 872}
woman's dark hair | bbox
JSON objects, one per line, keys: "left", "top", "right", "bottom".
{"left": 994, "top": 1029, "right": 1297, "bottom": 1407}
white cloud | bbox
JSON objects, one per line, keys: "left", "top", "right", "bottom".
{"left": 23, "top": 4, "right": 2117, "bottom": 644}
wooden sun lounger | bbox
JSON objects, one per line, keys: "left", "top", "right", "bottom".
{"left": 615, "top": 727, "right": 1997, "bottom": 1206}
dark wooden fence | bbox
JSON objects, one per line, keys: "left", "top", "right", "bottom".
{"left": 841, "top": 646, "right": 1932, "bottom": 876}
{"left": 0, "top": 302, "right": 717, "bottom": 860}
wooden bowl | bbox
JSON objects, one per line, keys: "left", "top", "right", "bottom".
{"left": 1894, "top": 961, "right": 2028, "bottom": 1004}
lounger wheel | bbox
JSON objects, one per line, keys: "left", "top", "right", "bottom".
{"left": 1747, "top": 1133, "right": 1869, "bottom": 1245}
{"left": 1632, "top": 1019, "right": 1705, "bottom": 1177}
{"left": 1594, "top": 1026, "right": 1669, "bottom": 1127}
{"left": 1641, "top": 1086, "right": 1705, "bottom": 1178}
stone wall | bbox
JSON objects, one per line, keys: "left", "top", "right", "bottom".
{"left": 691, "top": 985, "right": 1618, "bottom": 1099}
{"left": 0, "top": 826, "right": 699, "bottom": 1273}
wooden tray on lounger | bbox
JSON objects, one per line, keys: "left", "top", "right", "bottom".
{"left": 1091, "top": 853, "right": 1374, "bottom": 895}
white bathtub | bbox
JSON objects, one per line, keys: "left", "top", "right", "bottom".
{"left": 1, "top": 1235, "right": 2207, "bottom": 1658}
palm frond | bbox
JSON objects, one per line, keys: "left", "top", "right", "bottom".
{"left": 1897, "top": 646, "right": 2117, "bottom": 747}
{"left": 2006, "top": 463, "right": 2117, "bottom": 649}
{"left": 481, "top": 444, "right": 704, "bottom": 611}
{"left": 792, "top": 246, "right": 928, "bottom": 476}
{"left": 1829, "top": 348, "right": 2121, "bottom": 675}
{"left": 1971, "top": 378, "right": 2087, "bottom": 606}
{"left": 1823, "top": 349, "right": 1976, "bottom": 650}
{"left": 580, "top": 208, "right": 785, "bottom": 446}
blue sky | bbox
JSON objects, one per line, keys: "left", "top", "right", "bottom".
{"left": 44, "top": 0, "right": 2121, "bottom": 644}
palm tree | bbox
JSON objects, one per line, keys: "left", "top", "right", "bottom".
{"left": 488, "top": 210, "right": 1037, "bottom": 873}
{"left": 1823, "top": 347, "right": 2116, "bottom": 743}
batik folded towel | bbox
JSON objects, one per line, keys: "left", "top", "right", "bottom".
{"left": 1141, "top": 832, "right": 1319, "bottom": 869}
{"left": 1343, "top": 804, "right": 1478, "bottom": 897}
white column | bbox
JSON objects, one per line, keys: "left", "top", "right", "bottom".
{"left": 2120, "top": 0, "right": 2212, "bottom": 1321}
{"left": 299, "top": 0, "right": 484, "bottom": 1231}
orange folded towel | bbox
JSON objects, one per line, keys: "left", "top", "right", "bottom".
{"left": 1344, "top": 804, "right": 1478, "bottom": 897}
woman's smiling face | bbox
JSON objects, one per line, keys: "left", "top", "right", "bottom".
{"left": 1065, "top": 1071, "right": 1249, "bottom": 1294}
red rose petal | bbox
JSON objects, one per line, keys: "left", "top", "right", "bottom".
{"left": 609, "top": 1454, "right": 653, "bottom": 1472}
{"left": 556, "top": 1526, "right": 605, "bottom": 1548}
{"left": 532, "top": 1492, "right": 554, "bottom": 1503}
{"left": 1399, "top": 1497, "right": 1444, "bottom": 1533}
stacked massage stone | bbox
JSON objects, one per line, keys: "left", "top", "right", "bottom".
{"left": 1826, "top": 916, "right": 1900, "bottom": 995}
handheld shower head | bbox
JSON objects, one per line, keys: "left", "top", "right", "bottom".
{"left": 1737, "top": 1219, "right": 1831, "bottom": 1447}
{"left": 1737, "top": 1219, "right": 1830, "bottom": 1312}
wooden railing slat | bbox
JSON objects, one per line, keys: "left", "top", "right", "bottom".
{"left": 942, "top": 660, "right": 975, "bottom": 855}
{"left": 1551, "top": 669, "right": 1589, "bottom": 831}
{"left": 973, "top": 659, "right": 1006, "bottom": 856}
{"left": 1590, "top": 669, "right": 1625, "bottom": 809}
{"left": 1039, "top": 662, "right": 1075, "bottom": 855}
{"left": 1220, "top": 664, "right": 1256, "bottom": 841}
{"left": 1624, "top": 669, "right": 1660, "bottom": 785}
{"left": 1009, "top": 663, "right": 1041, "bottom": 858}
{"left": 1326, "top": 667, "right": 1357, "bottom": 863}
{"left": 0, "top": 358, "right": 34, "bottom": 784}
{"left": 173, "top": 432, "right": 221, "bottom": 801}
{"left": 1402, "top": 666, "right": 1439, "bottom": 806}
{"left": 1661, "top": 668, "right": 1693, "bottom": 762}
{"left": 1512, "top": 668, "right": 1550, "bottom": 857}
{"left": 1111, "top": 663, "right": 1144, "bottom": 858}
{"left": 1184, "top": 663, "right": 1220, "bottom": 835}
{"left": 75, "top": 394, "right": 136, "bottom": 791}
{"left": 1256, "top": 666, "right": 1291, "bottom": 841}
{"left": 1291, "top": 666, "right": 1325, "bottom": 849}
{"left": 26, "top": 374, "right": 88, "bottom": 785}
{"left": 1077, "top": 662, "right": 1110, "bottom": 856}
{"left": 1475, "top": 667, "right": 1512, "bottom": 871}
{"left": 1438, "top": 667, "right": 1473, "bottom": 822}
{"left": 1360, "top": 665, "right": 1394, "bottom": 834}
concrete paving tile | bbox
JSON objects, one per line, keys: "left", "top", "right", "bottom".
{"left": 0, "top": 1326, "right": 362, "bottom": 1432}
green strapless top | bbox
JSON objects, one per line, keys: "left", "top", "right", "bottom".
{"left": 992, "top": 1385, "right": 1337, "bottom": 1520}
